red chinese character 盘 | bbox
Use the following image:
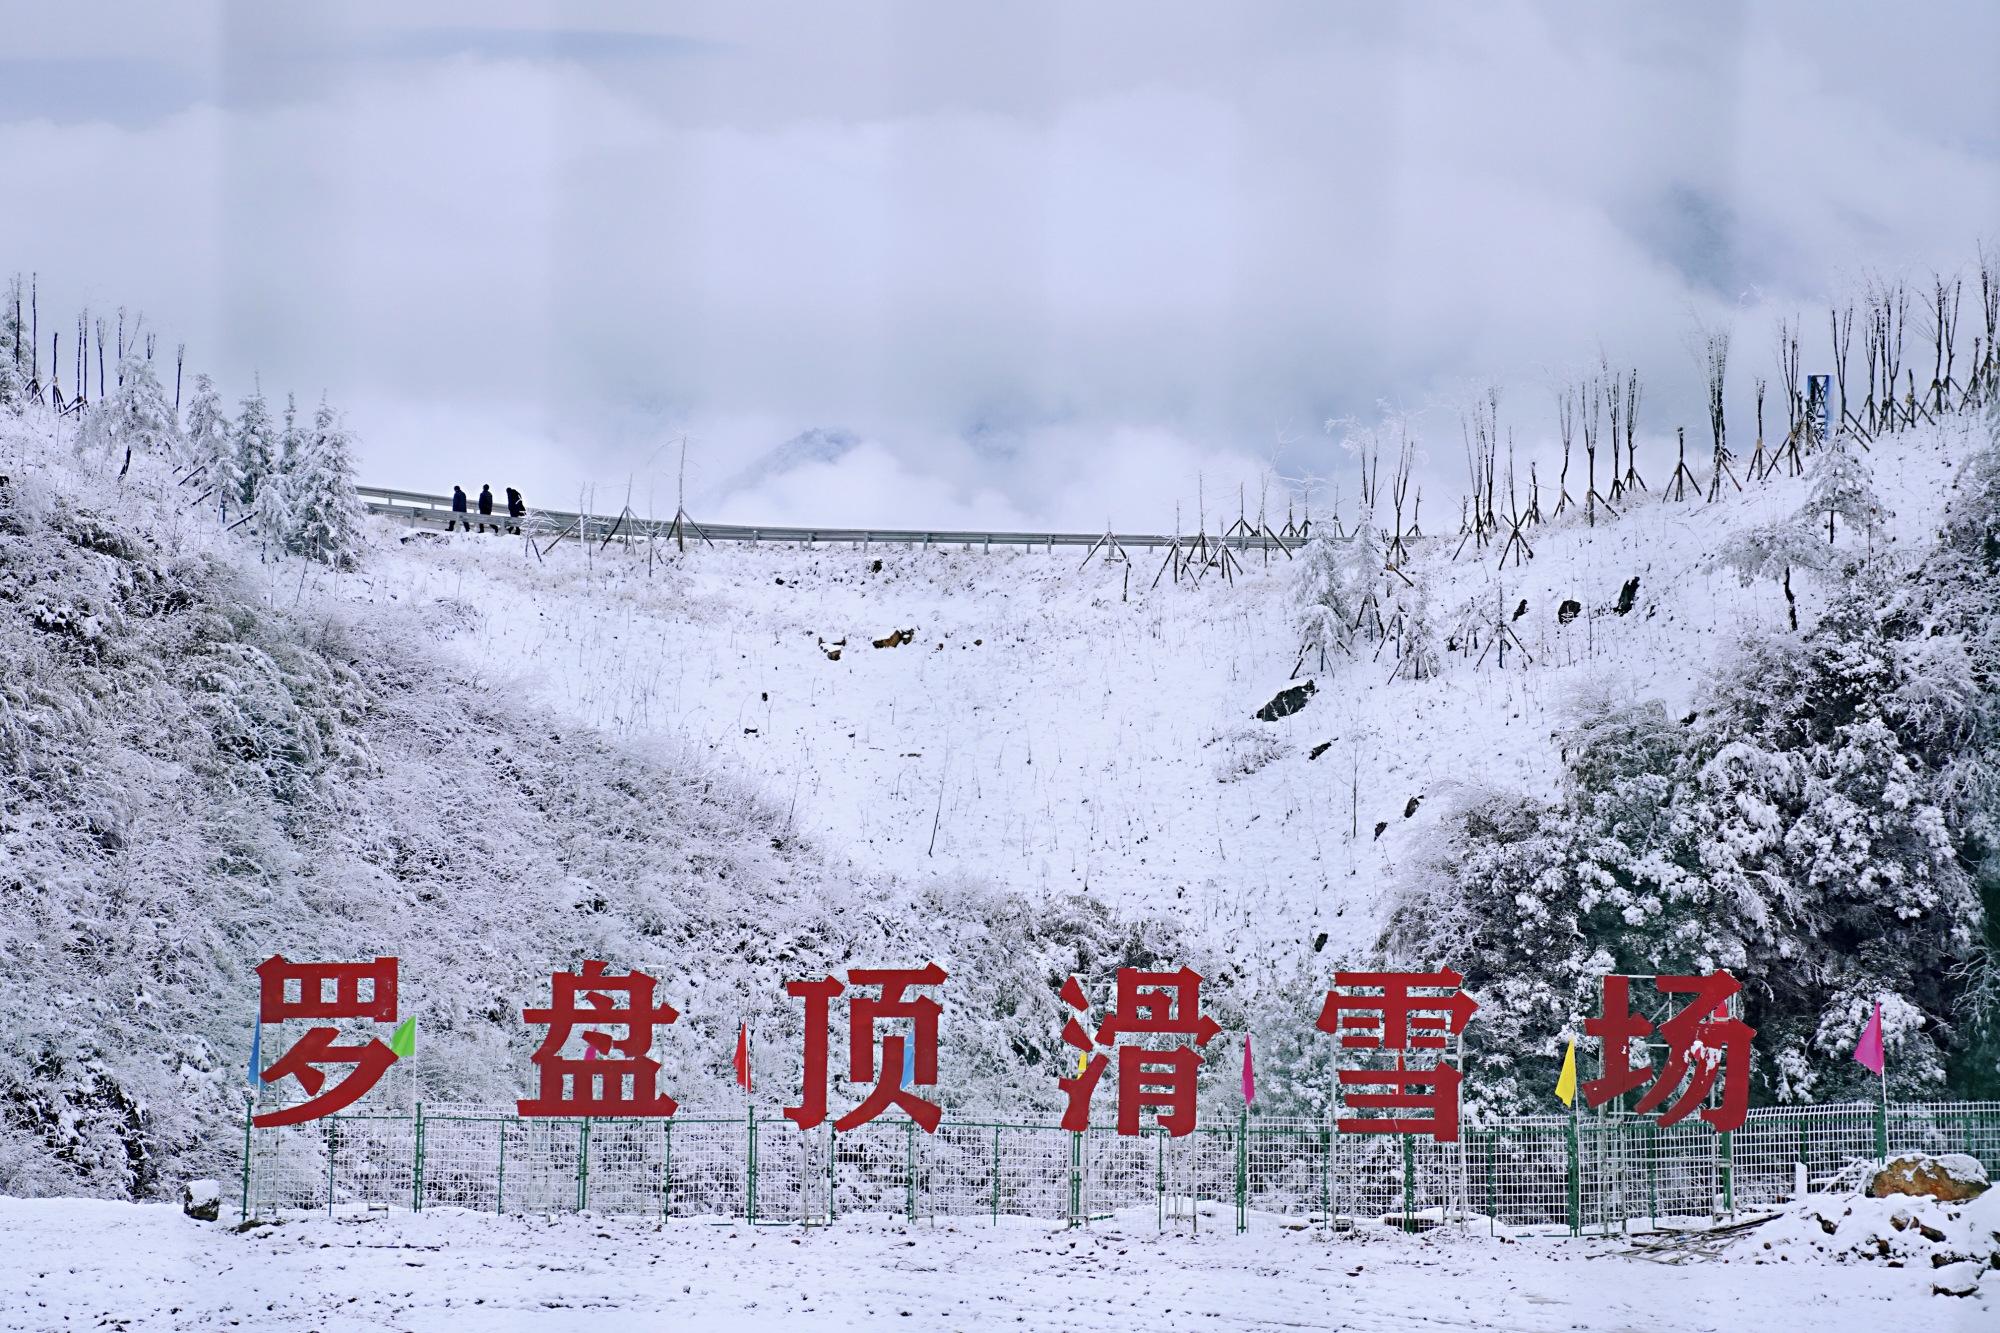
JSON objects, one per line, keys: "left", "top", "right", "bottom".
{"left": 517, "top": 960, "right": 681, "bottom": 1118}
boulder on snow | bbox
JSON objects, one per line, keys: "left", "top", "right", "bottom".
{"left": 1255, "top": 680, "right": 1316, "bottom": 722}
{"left": 1557, "top": 598, "right": 1581, "bottom": 625}
{"left": 1870, "top": 1153, "right": 1989, "bottom": 1203}
{"left": 182, "top": 1179, "right": 222, "bottom": 1221}
{"left": 1614, "top": 576, "right": 1640, "bottom": 616}
{"left": 1931, "top": 1259, "right": 1984, "bottom": 1297}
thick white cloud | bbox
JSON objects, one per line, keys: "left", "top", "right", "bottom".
{"left": 0, "top": 1, "right": 1993, "bottom": 528}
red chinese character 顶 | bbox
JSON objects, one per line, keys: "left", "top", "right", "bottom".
{"left": 784, "top": 963, "right": 947, "bottom": 1133}
{"left": 1059, "top": 967, "right": 1222, "bottom": 1137}
{"left": 252, "top": 955, "right": 401, "bottom": 1128}
{"left": 517, "top": 960, "right": 681, "bottom": 1118}
{"left": 1580, "top": 972, "right": 1752, "bottom": 1132}
{"left": 1317, "top": 969, "right": 1476, "bottom": 1142}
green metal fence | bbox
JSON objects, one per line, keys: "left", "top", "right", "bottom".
{"left": 241, "top": 1099, "right": 2000, "bottom": 1235}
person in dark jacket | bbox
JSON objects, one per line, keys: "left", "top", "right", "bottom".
{"left": 505, "top": 487, "right": 525, "bottom": 534}
{"left": 477, "top": 484, "right": 496, "bottom": 533}
{"left": 448, "top": 485, "right": 468, "bottom": 531}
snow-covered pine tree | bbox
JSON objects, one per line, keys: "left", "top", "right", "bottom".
{"left": 285, "top": 399, "right": 367, "bottom": 567}
{"left": 0, "top": 277, "right": 22, "bottom": 411}
{"left": 1391, "top": 565, "right": 1443, "bottom": 681}
{"left": 81, "top": 354, "right": 177, "bottom": 459}
{"left": 229, "top": 386, "right": 278, "bottom": 515}
{"left": 181, "top": 374, "right": 231, "bottom": 501}
{"left": 1293, "top": 532, "right": 1349, "bottom": 672}
{"left": 1342, "top": 502, "right": 1388, "bottom": 641}
{"left": 1805, "top": 427, "right": 1881, "bottom": 544}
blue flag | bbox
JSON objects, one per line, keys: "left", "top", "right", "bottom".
{"left": 246, "top": 1018, "right": 263, "bottom": 1098}
{"left": 900, "top": 1033, "right": 915, "bottom": 1089}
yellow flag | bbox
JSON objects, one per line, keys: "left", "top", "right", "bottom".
{"left": 1076, "top": 1048, "right": 1088, "bottom": 1078}
{"left": 1555, "top": 1038, "right": 1578, "bottom": 1106}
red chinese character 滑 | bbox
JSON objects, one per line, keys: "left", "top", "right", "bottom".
{"left": 251, "top": 955, "right": 401, "bottom": 1128}
{"left": 784, "top": 964, "right": 947, "bottom": 1133}
{"left": 1059, "top": 967, "right": 1222, "bottom": 1136}
{"left": 1581, "top": 972, "right": 1752, "bottom": 1132}
{"left": 517, "top": 960, "right": 681, "bottom": 1118}
{"left": 1317, "top": 969, "right": 1476, "bottom": 1142}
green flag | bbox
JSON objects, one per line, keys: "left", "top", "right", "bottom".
{"left": 388, "top": 1017, "right": 416, "bottom": 1059}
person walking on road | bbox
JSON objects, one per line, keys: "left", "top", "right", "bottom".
{"left": 477, "top": 484, "right": 496, "bottom": 534}
{"left": 505, "top": 487, "right": 526, "bottom": 534}
{"left": 448, "top": 485, "right": 469, "bottom": 531}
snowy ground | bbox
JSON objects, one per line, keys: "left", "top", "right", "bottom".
{"left": 347, "top": 415, "right": 1977, "bottom": 967}
{"left": 3, "top": 1196, "right": 1984, "bottom": 1333}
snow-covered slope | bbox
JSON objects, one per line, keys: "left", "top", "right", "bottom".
{"left": 352, "top": 414, "right": 1981, "bottom": 971}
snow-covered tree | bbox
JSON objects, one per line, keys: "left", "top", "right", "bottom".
{"left": 284, "top": 400, "right": 367, "bottom": 567}
{"left": 181, "top": 374, "right": 231, "bottom": 495}
{"left": 0, "top": 277, "right": 22, "bottom": 412}
{"left": 1293, "top": 534, "right": 1349, "bottom": 671}
{"left": 1805, "top": 427, "right": 1882, "bottom": 545}
{"left": 1392, "top": 567, "right": 1443, "bottom": 681}
{"left": 81, "top": 355, "right": 176, "bottom": 459}
{"left": 229, "top": 387, "right": 278, "bottom": 514}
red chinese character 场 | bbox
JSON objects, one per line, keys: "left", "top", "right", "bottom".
{"left": 1317, "top": 969, "right": 1476, "bottom": 1142}
{"left": 1059, "top": 967, "right": 1222, "bottom": 1136}
{"left": 784, "top": 963, "right": 947, "bottom": 1133}
{"left": 1581, "top": 972, "right": 1752, "bottom": 1132}
{"left": 517, "top": 960, "right": 681, "bottom": 1118}
{"left": 252, "top": 955, "right": 401, "bottom": 1128}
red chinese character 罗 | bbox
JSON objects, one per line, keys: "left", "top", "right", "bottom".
{"left": 1059, "top": 967, "right": 1222, "bottom": 1137}
{"left": 1581, "top": 972, "right": 1752, "bottom": 1132}
{"left": 517, "top": 960, "right": 681, "bottom": 1118}
{"left": 1317, "top": 968, "right": 1476, "bottom": 1142}
{"left": 252, "top": 954, "right": 401, "bottom": 1128}
{"left": 784, "top": 963, "right": 947, "bottom": 1133}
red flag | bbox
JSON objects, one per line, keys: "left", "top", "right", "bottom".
{"left": 1242, "top": 1032, "right": 1255, "bottom": 1106}
{"left": 1853, "top": 1001, "right": 1885, "bottom": 1077}
{"left": 733, "top": 1022, "right": 752, "bottom": 1091}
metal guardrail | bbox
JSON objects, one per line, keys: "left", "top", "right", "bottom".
{"left": 357, "top": 484, "right": 1313, "bottom": 553}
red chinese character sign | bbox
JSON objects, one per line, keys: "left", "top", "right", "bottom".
{"left": 1579, "top": 972, "right": 1752, "bottom": 1132}
{"left": 1318, "top": 969, "right": 1476, "bottom": 1142}
{"left": 1059, "top": 967, "right": 1223, "bottom": 1135}
{"left": 251, "top": 955, "right": 403, "bottom": 1128}
{"left": 518, "top": 961, "right": 681, "bottom": 1118}
{"left": 786, "top": 964, "right": 947, "bottom": 1133}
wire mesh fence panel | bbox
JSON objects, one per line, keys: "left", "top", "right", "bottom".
{"left": 420, "top": 1117, "right": 507, "bottom": 1212}
{"left": 581, "top": 1118, "right": 666, "bottom": 1215}
{"left": 326, "top": 1115, "right": 416, "bottom": 1213}
{"left": 1410, "top": 1134, "right": 1470, "bottom": 1226}
{"left": 1244, "top": 1122, "right": 1327, "bottom": 1219}
{"left": 499, "top": 1118, "right": 584, "bottom": 1214}
{"left": 920, "top": 1123, "right": 998, "bottom": 1220}
{"left": 752, "top": 1118, "right": 825, "bottom": 1223}
{"left": 249, "top": 1119, "right": 333, "bottom": 1216}
{"left": 1468, "top": 1122, "right": 1570, "bottom": 1230}
{"left": 1085, "top": 1126, "right": 1162, "bottom": 1221}
{"left": 993, "top": 1125, "right": 1071, "bottom": 1222}
{"left": 1330, "top": 1129, "right": 1408, "bottom": 1223}
{"left": 831, "top": 1121, "right": 910, "bottom": 1217}
{"left": 665, "top": 1119, "right": 747, "bottom": 1219}
{"left": 1890, "top": 1102, "right": 2000, "bottom": 1177}
{"left": 1731, "top": 1106, "right": 1871, "bottom": 1205}
{"left": 1642, "top": 1118, "right": 1718, "bottom": 1221}
{"left": 1160, "top": 1127, "right": 1238, "bottom": 1229}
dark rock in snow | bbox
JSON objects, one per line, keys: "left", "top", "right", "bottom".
{"left": 1404, "top": 795, "right": 1423, "bottom": 818}
{"left": 1255, "top": 680, "right": 1317, "bottom": 722}
{"left": 1615, "top": 576, "right": 1640, "bottom": 615}
{"left": 1309, "top": 741, "right": 1332, "bottom": 761}
{"left": 1372, "top": 820, "right": 1388, "bottom": 841}
{"left": 1512, "top": 599, "right": 1527, "bottom": 621}
{"left": 1557, "top": 599, "right": 1581, "bottom": 625}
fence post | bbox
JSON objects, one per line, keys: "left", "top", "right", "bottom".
{"left": 1718, "top": 1129, "right": 1734, "bottom": 1215}
{"left": 326, "top": 1117, "right": 338, "bottom": 1218}
{"left": 1320, "top": 1124, "right": 1332, "bottom": 1228}
{"left": 905, "top": 1119, "right": 918, "bottom": 1223}
{"left": 1068, "top": 1130, "right": 1083, "bottom": 1228}
{"left": 412, "top": 1103, "right": 425, "bottom": 1213}
{"left": 747, "top": 1106, "right": 758, "bottom": 1225}
{"left": 1873, "top": 1096, "right": 1889, "bottom": 1162}
{"left": 1564, "top": 1116, "right": 1580, "bottom": 1237}
{"left": 496, "top": 1123, "right": 507, "bottom": 1214}
{"left": 1645, "top": 1121, "right": 1657, "bottom": 1226}
{"left": 238, "top": 1100, "right": 254, "bottom": 1223}
{"left": 662, "top": 1120, "right": 673, "bottom": 1222}
{"left": 994, "top": 1126, "right": 1002, "bottom": 1227}
{"left": 1484, "top": 1131, "right": 1495, "bottom": 1235}
{"left": 827, "top": 1123, "right": 837, "bottom": 1222}
{"left": 1401, "top": 1133, "right": 1415, "bottom": 1232}
{"left": 577, "top": 1118, "right": 591, "bottom": 1212}
{"left": 1235, "top": 1111, "right": 1249, "bottom": 1234}
{"left": 1155, "top": 1129, "right": 1165, "bottom": 1232}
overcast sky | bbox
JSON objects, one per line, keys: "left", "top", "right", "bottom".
{"left": 1, "top": 2, "right": 1994, "bottom": 529}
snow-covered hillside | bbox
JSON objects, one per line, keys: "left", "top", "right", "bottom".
{"left": 354, "top": 412, "right": 1981, "bottom": 974}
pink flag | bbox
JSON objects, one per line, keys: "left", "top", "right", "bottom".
{"left": 1852, "top": 1001, "right": 1885, "bottom": 1076}
{"left": 1241, "top": 1032, "right": 1255, "bottom": 1105}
